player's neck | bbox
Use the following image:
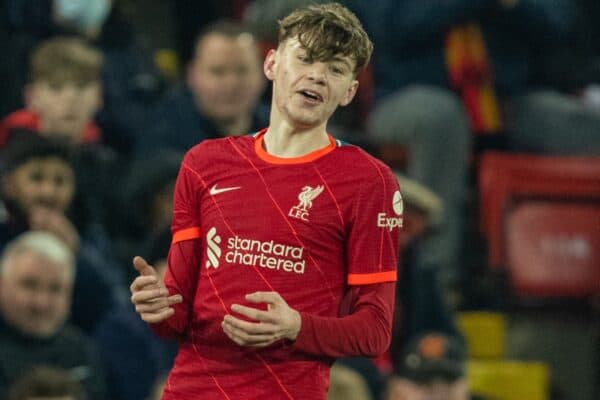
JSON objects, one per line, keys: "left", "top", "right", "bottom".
{"left": 263, "top": 119, "right": 329, "bottom": 158}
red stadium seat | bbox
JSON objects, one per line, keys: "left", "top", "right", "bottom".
{"left": 506, "top": 201, "right": 600, "bottom": 296}
{"left": 478, "top": 152, "right": 600, "bottom": 297}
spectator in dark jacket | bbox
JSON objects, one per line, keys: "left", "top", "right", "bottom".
{"left": 136, "top": 20, "right": 267, "bottom": 156}
{"left": 0, "top": 231, "right": 107, "bottom": 400}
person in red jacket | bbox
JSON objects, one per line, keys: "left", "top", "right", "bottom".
{"left": 130, "top": 3, "right": 401, "bottom": 399}
{"left": 0, "top": 36, "right": 103, "bottom": 147}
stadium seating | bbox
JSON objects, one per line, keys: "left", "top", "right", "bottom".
{"left": 457, "top": 311, "right": 506, "bottom": 359}
{"left": 468, "top": 359, "right": 550, "bottom": 400}
{"left": 478, "top": 152, "right": 600, "bottom": 297}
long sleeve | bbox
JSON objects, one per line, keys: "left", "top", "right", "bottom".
{"left": 150, "top": 238, "right": 202, "bottom": 339}
{"left": 292, "top": 282, "right": 395, "bottom": 358}
{"left": 150, "top": 155, "right": 203, "bottom": 339}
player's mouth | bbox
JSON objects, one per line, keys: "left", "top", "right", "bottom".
{"left": 297, "top": 89, "right": 324, "bottom": 103}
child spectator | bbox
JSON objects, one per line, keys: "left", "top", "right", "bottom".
{"left": 0, "top": 131, "right": 124, "bottom": 333}
{"left": 0, "top": 36, "right": 103, "bottom": 146}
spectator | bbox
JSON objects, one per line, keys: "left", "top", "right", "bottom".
{"left": 136, "top": 19, "right": 267, "bottom": 155}
{"left": 0, "top": 131, "right": 123, "bottom": 333}
{"left": 348, "top": 0, "right": 600, "bottom": 291}
{"left": 2, "top": 0, "right": 164, "bottom": 157}
{"left": 0, "top": 231, "right": 107, "bottom": 399}
{"left": 8, "top": 366, "right": 86, "bottom": 400}
{"left": 94, "top": 227, "right": 177, "bottom": 400}
{"left": 385, "top": 332, "right": 483, "bottom": 400}
{"left": 0, "top": 36, "right": 103, "bottom": 146}
{"left": 0, "top": 36, "right": 119, "bottom": 229}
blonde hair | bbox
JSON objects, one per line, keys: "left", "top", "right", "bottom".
{"left": 0, "top": 231, "right": 75, "bottom": 282}
{"left": 30, "top": 36, "right": 103, "bottom": 87}
{"left": 278, "top": 2, "right": 373, "bottom": 74}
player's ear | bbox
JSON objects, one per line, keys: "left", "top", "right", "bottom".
{"left": 263, "top": 49, "right": 277, "bottom": 81}
{"left": 339, "top": 79, "right": 359, "bottom": 107}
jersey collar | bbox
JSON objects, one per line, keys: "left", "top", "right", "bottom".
{"left": 253, "top": 128, "right": 337, "bottom": 165}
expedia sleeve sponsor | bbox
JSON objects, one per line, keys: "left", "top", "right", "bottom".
{"left": 376, "top": 190, "right": 404, "bottom": 231}
{"left": 377, "top": 212, "right": 403, "bottom": 231}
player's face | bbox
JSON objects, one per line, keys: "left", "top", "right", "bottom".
{"left": 0, "top": 251, "right": 72, "bottom": 338}
{"left": 28, "top": 81, "right": 102, "bottom": 140}
{"left": 3, "top": 157, "right": 75, "bottom": 215}
{"left": 264, "top": 38, "right": 359, "bottom": 129}
{"left": 188, "top": 33, "right": 265, "bottom": 123}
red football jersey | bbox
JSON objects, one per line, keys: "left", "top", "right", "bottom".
{"left": 161, "top": 129, "right": 402, "bottom": 399}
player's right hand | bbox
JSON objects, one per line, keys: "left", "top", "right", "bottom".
{"left": 130, "top": 256, "right": 182, "bottom": 324}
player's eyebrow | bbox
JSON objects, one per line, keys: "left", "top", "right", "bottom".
{"left": 330, "top": 57, "right": 352, "bottom": 70}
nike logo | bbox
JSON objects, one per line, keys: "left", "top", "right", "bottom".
{"left": 209, "top": 184, "right": 241, "bottom": 195}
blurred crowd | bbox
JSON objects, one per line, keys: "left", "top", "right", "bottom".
{"left": 0, "top": 0, "right": 598, "bottom": 399}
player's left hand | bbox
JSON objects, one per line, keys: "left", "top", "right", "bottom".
{"left": 222, "top": 291, "right": 302, "bottom": 348}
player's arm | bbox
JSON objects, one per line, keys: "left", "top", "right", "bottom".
{"left": 293, "top": 281, "right": 395, "bottom": 357}
{"left": 130, "top": 156, "right": 203, "bottom": 339}
{"left": 221, "top": 281, "right": 395, "bottom": 357}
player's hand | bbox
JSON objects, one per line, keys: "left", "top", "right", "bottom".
{"left": 130, "top": 256, "right": 182, "bottom": 324}
{"left": 222, "top": 291, "right": 302, "bottom": 348}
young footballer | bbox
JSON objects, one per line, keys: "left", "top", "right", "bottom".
{"left": 130, "top": 3, "right": 402, "bottom": 399}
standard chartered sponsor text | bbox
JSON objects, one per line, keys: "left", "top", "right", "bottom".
{"left": 225, "top": 236, "right": 305, "bottom": 274}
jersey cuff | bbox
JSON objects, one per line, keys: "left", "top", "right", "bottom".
{"left": 347, "top": 270, "right": 397, "bottom": 285}
{"left": 172, "top": 227, "right": 202, "bottom": 244}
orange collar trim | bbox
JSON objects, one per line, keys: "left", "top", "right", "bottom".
{"left": 254, "top": 128, "right": 336, "bottom": 165}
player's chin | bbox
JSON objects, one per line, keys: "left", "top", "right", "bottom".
{"left": 289, "top": 113, "right": 324, "bottom": 128}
